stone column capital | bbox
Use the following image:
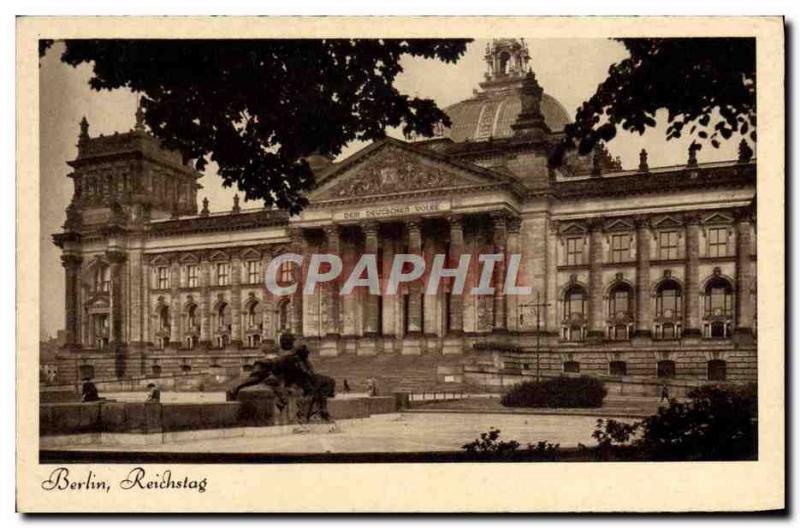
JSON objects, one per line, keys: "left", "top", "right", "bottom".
{"left": 447, "top": 213, "right": 464, "bottom": 226}
{"left": 633, "top": 215, "right": 651, "bottom": 229}
{"left": 60, "top": 254, "right": 83, "bottom": 269}
{"left": 506, "top": 216, "right": 522, "bottom": 235}
{"left": 361, "top": 221, "right": 380, "bottom": 238}
{"left": 105, "top": 250, "right": 127, "bottom": 264}
{"left": 405, "top": 219, "right": 421, "bottom": 234}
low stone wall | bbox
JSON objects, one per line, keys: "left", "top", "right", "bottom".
{"left": 40, "top": 393, "right": 397, "bottom": 437}
{"left": 463, "top": 366, "right": 733, "bottom": 398}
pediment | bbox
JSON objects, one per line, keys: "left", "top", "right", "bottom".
{"left": 702, "top": 212, "right": 734, "bottom": 225}
{"left": 651, "top": 215, "right": 683, "bottom": 229}
{"left": 605, "top": 218, "right": 634, "bottom": 232}
{"left": 311, "top": 139, "right": 509, "bottom": 201}
{"left": 560, "top": 223, "right": 587, "bottom": 236}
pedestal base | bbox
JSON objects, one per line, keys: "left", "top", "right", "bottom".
{"left": 401, "top": 335, "right": 422, "bottom": 355}
{"left": 442, "top": 335, "right": 465, "bottom": 355}
{"left": 319, "top": 335, "right": 341, "bottom": 357}
{"left": 356, "top": 337, "right": 378, "bottom": 356}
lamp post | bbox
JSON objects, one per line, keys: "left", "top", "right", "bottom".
{"left": 519, "top": 291, "right": 551, "bottom": 382}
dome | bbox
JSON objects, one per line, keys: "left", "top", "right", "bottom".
{"left": 443, "top": 92, "right": 572, "bottom": 143}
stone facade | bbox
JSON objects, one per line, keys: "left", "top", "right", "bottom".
{"left": 51, "top": 39, "right": 757, "bottom": 386}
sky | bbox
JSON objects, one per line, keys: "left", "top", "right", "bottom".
{"left": 38, "top": 38, "right": 742, "bottom": 338}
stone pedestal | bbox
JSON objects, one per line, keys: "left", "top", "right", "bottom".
{"left": 401, "top": 335, "right": 423, "bottom": 355}
{"left": 319, "top": 335, "right": 341, "bottom": 357}
{"left": 442, "top": 334, "right": 465, "bottom": 355}
{"left": 356, "top": 336, "right": 379, "bottom": 356}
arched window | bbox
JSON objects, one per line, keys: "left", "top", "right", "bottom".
{"left": 246, "top": 301, "right": 259, "bottom": 328}
{"left": 95, "top": 264, "right": 111, "bottom": 292}
{"left": 186, "top": 303, "right": 197, "bottom": 328}
{"left": 158, "top": 305, "right": 170, "bottom": 331}
{"left": 708, "top": 359, "right": 727, "bottom": 381}
{"left": 563, "top": 285, "right": 586, "bottom": 321}
{"left": 608, "top": 283, "right": 633, "bottom": 318}
{"left": 656, "top": 280, "right": 683, "bottom": 319}
{"left": 214, "top": 302, "right": 229, "bottom": 331}
{"left": 657, "top": 360, "right": 676, "bottom": 379}
{"left": 704, "top": 277, "right": 733, "bottom": 317}
{"left": 499, "top": 51, "right": 511, "bottom": 74}
{"left": 277, "top": 300, "right": 290, "bottom": 333}
{"left": 562, "top": 285, "right": 587, "bottom": 342}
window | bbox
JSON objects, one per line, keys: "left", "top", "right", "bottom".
{"left": 609, "top": 361, "right": 627, "bottom": 376}
{"left": 657, "top": 360, "right": 676, "bottom": 379}
{"left": 156, "top": 266, "right": 169, "bottom": 289}
{"left": 566, "top": 237, "right": 584, "bottom": 265}
{"left": 246, "top": 260, "right": 260, "bottom": 284}
{"left": 608, "top": 283, "right": 632, "bottom": 318}
{"left": 216, "top": 263, "right": 230, "bottom": 286}
{"left": 658, "top": 231, "right": 680, "bottom": 260}
{"left": 246, "top": 302, "right": 259, "bottom": 327}
{"left": 707, "top": 227, "right": 729, "bottom": 257}
{"left": 563, "top": 286, "right": 586, "bottom": 321}
{"left": 704, "top": 278, "right": 733, "bottom": 317}
{"left": 563, "top": 361, "right": 580, "bottom": 373}
{"left": 186, "top": 304, "right": 197, "bottom": 328}
{"left": 608, "top": 324, "right": 630, "bottom": 341}
{"left": 610, "top": 234, "right": 631, "bottom": 262}
{"left": 185, "top": 336, "right": 197, "bottom": 350}
{"left": 95, "top": 265, "right": 111, "bottom": 292}
{"left": 158, "top": 305, "right": 170, "bottom": 331}
{"left": 707, "top": 359, "right": 727, "bottom": 381}
{"left": 278, "top": 300, "right": 290, "bottom": 332}
{"left": 151, "top": 364, "right": 162, "bottom": 376}
{"left": 656, "top": 280, "right": 682, "bottom": 318}
{"left": 79, "top": 364, "right": 95, "bottom": 380}
{"left": 186, "top": 264, "right": 199, "bottom": 288}
{"left": 279, "top": 260, "right": 294, "bottom": 285}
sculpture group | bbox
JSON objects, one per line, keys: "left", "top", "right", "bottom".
{"left": 228, "top": 333, "right": 336, "bottom": 423}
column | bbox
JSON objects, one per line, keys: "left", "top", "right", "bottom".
{"left": 634, "top": 216, "right": 652, "bottom": 338}
{"left": 260, "top": 249, "right": 274, "bottom": 346}
{"left": 406, "top": 220, "right": 423, "bottom": 334}
{"left": 323, "top": 225, "right": 342, "bottom": 336}
{"left": 107, "top": 250, "right": 127, "bottom": 378}
{"left": 362, "top": 222, "right": 380, "bottom": 335}
{"left": 505, "top": 216, "right": 522, "bottom": 332}
{"left": 289, "top": 228, "right": 304, "bottom": 336}
{"left": 168, "top": 258, "right": 180, "bottom": 348}
{"left": 199, "top": 257, "right": 211, "bottom": 347}
{"left": 447, "top": 215, "right": 465, "bottom": 334}
{"left": 231, "top": 254, "right": 242, "bottom": 347}
{"left": 735, "top": 212, "right": 755, "bottom": 337}
{"left": 402, "top": 220, "right": 423, "bottom": 355}
{"left": 683, "top": 214, "right": 701, "bottom": 337}
{"left": 61, "top": 255, "right": 83, "bottom": 348}
{"left": 587, "top": 218, "right": 605, "bottom": 340}
{"left": 491, "top": 212, "right": 507, "bottom": 333}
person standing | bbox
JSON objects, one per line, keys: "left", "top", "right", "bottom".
{"left": 660, "top": 382, "right": 670, "bottom": 403}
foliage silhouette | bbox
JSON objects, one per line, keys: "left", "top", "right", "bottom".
{"left": 550, "top": 38, "right": 756, "bottom": 167}
{"left": 43, "top": 38, "right": 470, "bottom": 213}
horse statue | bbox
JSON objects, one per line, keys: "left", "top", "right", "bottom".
{"left": 228, "top": 334, "right": 336, "bottom": 424}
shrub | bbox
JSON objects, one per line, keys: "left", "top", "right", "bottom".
{"left": 501, "top": 376, "right": 607, "bottom": 408}
{"left": 591, "top": 383, "right": 758, "bottom": 461}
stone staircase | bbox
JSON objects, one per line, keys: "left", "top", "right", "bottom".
{"left": 311, "top": 352, "right": 486, "bottom": 395}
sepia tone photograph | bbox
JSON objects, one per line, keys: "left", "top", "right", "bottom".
{"left": 17, "top": 16, "right": 785, "bottom": 513}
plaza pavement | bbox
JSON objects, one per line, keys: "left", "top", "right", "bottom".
{"left": 56, "top": 412, "right": 632, "bottom": 454}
